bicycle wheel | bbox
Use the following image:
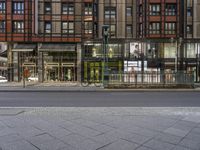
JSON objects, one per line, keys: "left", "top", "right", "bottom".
{"left": 81, "top": 81, "right": 89, "bottom": 87}
{"left": 94, "top": 80, "right": 102, "bottom": 87}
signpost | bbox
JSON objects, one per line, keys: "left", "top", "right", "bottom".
{"left": 102, "top": 25, "right": 109, "bottom": 87}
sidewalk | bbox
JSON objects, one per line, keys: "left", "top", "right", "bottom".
{"left": 0, "top": 82, "right": 200, "bottom": 92}
{"left": 0, "top": 107, "right": 200, "bottom": 150}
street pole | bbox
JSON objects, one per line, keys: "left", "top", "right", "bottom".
{"left": 102, "top": 25, "right": 109, "bottom": 87}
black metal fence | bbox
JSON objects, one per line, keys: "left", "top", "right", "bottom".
{"left": 108, "top": 71, "right": 194, "bottom": 88}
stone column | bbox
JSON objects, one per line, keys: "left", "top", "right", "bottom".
{"left": 77, "top": 44, "right": 82, "bottom": 82}
{"left": 7, "top": 43, "right": 13, "bottom": 82}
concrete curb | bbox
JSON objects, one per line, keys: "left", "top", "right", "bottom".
{"left": 0, "top": 87, "right": 200, "bottom": 92}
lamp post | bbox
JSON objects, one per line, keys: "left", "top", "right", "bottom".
{"left": 102, "top": 25, "right": 109, "bottom": 87}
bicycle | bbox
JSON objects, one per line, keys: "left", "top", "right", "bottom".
{"left": 81, "top": 77, "right": 102, "bottom": 87}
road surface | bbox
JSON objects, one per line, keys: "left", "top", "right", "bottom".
{"left": 0, "top": 91, "right": 200, "bottom": 107}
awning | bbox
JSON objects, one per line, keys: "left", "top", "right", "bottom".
{"left": 12, "top": 44, "right": 36, "bottom": 52}
{"left": 39, "top": 44, "right": 76, "bottom": 52}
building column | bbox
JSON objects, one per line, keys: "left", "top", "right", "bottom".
{"left": 77, "top": 44, "right": 82, "bottom": 82}
{"left": 38, "top": 43, "right": 43, "bottom": 82}
{"left": 7, "top": 43, "right": 13, "bottom": 82}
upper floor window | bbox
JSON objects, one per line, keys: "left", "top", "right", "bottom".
{"left": 165, "top": 22, "right": 176, "bottom": 34}
{"left": 45, "top": 22, "right": 51, "bottom": 33}
{"left": 62, "top": 3, "right": 74, "bottom": 15}
{"left": 13, "top": 21, "right": 24, "bottom": 33}
{"left": 84, "top": 21, "right": 93, "bottom": 34}
{"left": 187, "top": 25, "right": 193, "bottom": 34}
{"left": 149, "top": 4, "right": 160, "bottom": 16}
{"left": 13, "top": 2, "right": 24, "bottom": 14}
{"left": 110, "top": 24, "right": 116, "bottom": 37}
{"left": 187, "top": 7, "right": 192, "bottom": 16}
{"left": 165, "top": 4, "right": 177, "bottom": 16}
{"left": 104, "top": 7, "right": 116, "bottom": 19}
{"left": 0, "top": 2, "right": 5, "bottom": 14}
{"left": 44, "top": 2, "right": 51, "bottom": 14}
{"left": 0, "top": 21, "right": 5, "bottom": 33}
{"left": 149, "top": 22, "right": 161, "bottom": 34}
{"left": 126, "top": 25, "right": 132, "bottom": 37}
{"left": 62, "top": 22, "right": 74, "bottom": 34}
{"left": 84, "top": 3, "right": 92, "bottom": 15}
{"left": 126, "top": 7, "right": 132, "bottom": 16}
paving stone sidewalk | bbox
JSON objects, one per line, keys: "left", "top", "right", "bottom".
{"left": 0, "top": 107, "right": 200, "bottom": 150}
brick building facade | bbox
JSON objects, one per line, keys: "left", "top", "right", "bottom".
{"left": 0, "top": 0, "right": 199, "bottom": 84}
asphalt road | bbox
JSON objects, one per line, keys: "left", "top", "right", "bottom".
{"left": 0, "top": 91, "right": 200, "bottom": 107}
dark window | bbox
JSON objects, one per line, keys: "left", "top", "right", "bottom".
{"left": 62, "top": 22, "right": 74, "bottom": 34}
{"left": 165, "top": 22, "right": 176, "bottom": 34}
{"left": 126, "top": 7, "right": 132, "bottom": 16}
{"left": 85, "top": 3, "right": 93, "bottom": 15}
{"left": 149, "top": 22, "right": 160, "bottom": 34}
{"left": 45, "top": 22, "right": 51, "bottom": 33}
{"left": 13, "top": 21, "right": 24, "bottom": 33}
{"left": 126, "top": 25, "right": 132, "bottom": 37}
{"left": 13, "top": 2, "right": 24, "bottom": 14}
{"left": 0, "top": 21, "right": 5, "bottom": 33}
{"left": 0, "top": 2, "right": 5, "bottom": 14}
{"left": 139, "top": 5, "right": 143, "bottom": 16}
{"left": 165, "top": 4, "right": 177, "bottom": 16}
{"left": 187, "top": 7, "right": 192, "bottom": 16}
{"left": 44, "top": 2, "right": 51, "bottom": 14}
{"left": 104, "top": 7, "right": 116, "bottom": 19}
{"left": 149, "top": 4, "right": 161, "bottom": 15}
{"left": 62, "top": 3, "right": 74, "bottom": 15}
{"left": 187, "top": 25, "right": 193, "bottom": 34}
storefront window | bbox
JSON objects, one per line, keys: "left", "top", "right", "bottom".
{"left": 164, "top": 43, "right": 176, "bottom": 58}
{"left": 185, "top": 43, "right": 196, "bottom": 58}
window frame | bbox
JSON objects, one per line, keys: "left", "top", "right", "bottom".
{"left": 44, "top": 2, "right": 51, "bottom": 14}
{"left": 0, "top": 20, "right": 5, "bottom": 33}
{"left": 44, "top": 21, "right": 52, "bottom": 33}
{"left": 62, "top": 21, "right": 74, "bottom": 34}
{"left": 0, "top": 1, "right": 5, "bottom": 14}
{"left": 13, "top": 21, "right": 24, "bottom": 33}
{"left": 62, "top": 3, "right": 74, "bottom": 15}
{"left": 12, "top": 2, "right": 24, "bottom": 14}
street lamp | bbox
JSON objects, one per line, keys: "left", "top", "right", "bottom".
{"left": 102, "top": 25, "right": 109, "bottom": 87}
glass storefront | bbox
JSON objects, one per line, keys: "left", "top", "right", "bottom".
{"left": 42, "top": 51, "right": 76, "bottom": 82}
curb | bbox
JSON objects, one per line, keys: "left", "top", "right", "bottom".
{"left": 0, "top": 88, "right": 200, "bottom": 92}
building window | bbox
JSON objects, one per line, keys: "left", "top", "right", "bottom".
{"left": 149, "top": 22, "right": 160, "bottom": 34}
{"left": 13, "top": 21, "right": 24, "bottom": 33}
{"left": 45, "top": 22, "right": 51, "bottom": 33}
{"left": 126, "top": 7, "right": 132, "bottom": 16}
{"left": 62, "top": 22, "right": 74, "bottom": 34}
{"left": 84, "top": 3, "right": 92, "bottom": 15}
{"left": 187, "top": 25, "right": 193, "bottom": 34}
{"left": 0, "top": 21, "right": 5, "bottom": 33}
{"left": 126, "top": 25, "right": 132, "bottom": 37}
{"left": 149, "top": 4, "right": 161, "bottom": 16}
{"left": 110, "top": 24, "right": 116, "bottom": 37}
{"left": 62, "top": 3, "right": 74, "bottom": 15}
{"left": 0, "top": 2, "right": 5, "bottom": 14}
{"left": 44, "top": 2, "right": 51, "bottom": 14}
{"left": 187, "top": 7, "right": 192, "bottom": 16}
{"left": 165, "top": 4, "right": 177, "bottom": 16}
{"left": 84, "top": 21, "right": 93, "bottom": 34}
{"left": 13, "top": 2, "right": 24, "bottom": 14}
{"left": 104, "top": 7, "right": 116, "bottom": 19}
{"left": 139, "top": 5, "right": 143, "bottom": 16}
{"left": 165, "top": 22, "right": 176, "bottom": 34}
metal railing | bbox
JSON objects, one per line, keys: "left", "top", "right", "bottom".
{"left": 108, "top": 71, "right": 194, "bottom": 87}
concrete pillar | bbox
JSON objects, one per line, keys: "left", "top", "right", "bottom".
{"left": 7, "top": 43, "right": 13, "bottom": 82}
{"left": 77, "top": 44, "right": 82, "bottom": 82}
{"left": 38, "top": 43, "right": 43, "bottom": 82}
